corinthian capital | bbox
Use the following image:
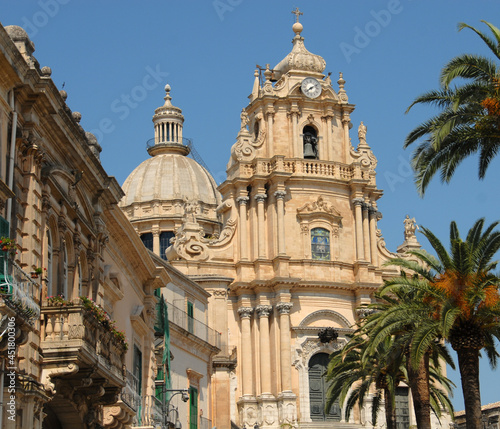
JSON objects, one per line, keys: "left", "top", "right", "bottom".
{"left": 274, "top": 190, "right": 286, "bottom": 200}
{"left": 238, "top": 307, "right": 254, "bottom": 319}
{"left": 352, "top": 197, "right": 364, "bottom": 207}
{"left": 236, "top": 196, "right": 249, "bottom": 206}
{"left": 255, "top": 193, "right": 267, "bottom": 203}
{"left": 256, "top": 305, "right": 273, "bottom": 318}
{"left": 276, "top": 302, "right": 293, "bottom": 314}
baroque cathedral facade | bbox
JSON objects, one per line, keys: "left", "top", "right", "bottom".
{"left": 120, "top": 12, "right": 447, "bottom": 429}
{"left": 0, "top": 8, "right": 453, "bottom": 429}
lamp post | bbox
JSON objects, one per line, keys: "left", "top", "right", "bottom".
{"left": 164, "top": 389, "right": 189, "bottom": 429}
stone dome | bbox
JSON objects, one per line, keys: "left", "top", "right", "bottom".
{"left": 273, "top": 20, "right": 325, "bottom": 76}
{"left": 120, "top": 154, "right": 221, "bottom": 208}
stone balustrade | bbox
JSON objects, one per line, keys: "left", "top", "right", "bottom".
{"left": 40, "top": 305, "right": 126, "bottom": 385}
{"left": 236, "top": 158, "right": 373, "bottom": 182}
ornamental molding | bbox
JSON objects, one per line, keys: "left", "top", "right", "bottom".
{"left": 292, "top": 337, "right": 345, "bottom": 370}
{"left": 229, "top": 121, "right": 266, "bottom": 164}
{"left": 298, "top": 309, "right": 351, "bottom": 329}
{"left": 297, "top": 196, "right": 342, "bottom": 225}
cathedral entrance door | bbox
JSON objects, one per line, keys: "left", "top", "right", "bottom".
{"left": 308, "top": 353, "right": 340, "bottom": 421}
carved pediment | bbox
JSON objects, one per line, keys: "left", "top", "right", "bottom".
{"left": 296, "top": 196, "right": 342, "bottom": 223}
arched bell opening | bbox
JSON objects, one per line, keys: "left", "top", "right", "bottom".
{"left": 303, "top": 125, "right": 318, "bottom": 159}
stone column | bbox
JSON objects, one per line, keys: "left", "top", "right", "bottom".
{"left": 276, "top": 302, "right": 293, "bottom": 392}
{"left": 274, "top": 190, "right": 286, "bottom": 256}
{"left": 341, "top": 112, "right": 351, "bottom": 162}
{"left": 256, "top": 305, "right": 273, "bottom": 395}
{"left": 238, "top": 307, "right": 254, "bottom": 396}
{"left": 236, "top": 196, "right": 250, "bottom": 261}
{"left": 289, "top": 105, "right": 300, "bottom": 157}
{"left": 321, "top": 113, "right": 334, "bottom": 160}
{"left": 352, "top": 198, "right": 364, "bottom": 261}
{"left": 369, "top": 207, "right": 380, "bottom": 267}
{"left": 362, "top": 203, "right": 370, "bottom": 263}
{"left": 152, "top": 228, "right": 160, "bottom": 255}
{"left": 255, "top": 193, "right": 267, "bottom": 259}
{"left": 266, "top": 108, "right": 275, "bottom": 155}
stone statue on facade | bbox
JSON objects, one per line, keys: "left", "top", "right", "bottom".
{"left": 403, "top": 215, "right": 418, "bottom": 241}
{"left": 358, "top": 121, "right": 367, "bottom": 142}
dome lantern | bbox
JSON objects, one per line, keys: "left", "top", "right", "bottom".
{"left": 148, "top": 84, "right": 190, "bottom": 157}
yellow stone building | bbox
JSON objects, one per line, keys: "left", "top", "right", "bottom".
{"left": 0, "top": 22, "right": 219, "bottom": 429}
{"left": 121, "top": 13, "right": 450, "bottom": 429}
{"left": 0, "top": 10, "right": 453, "bottom": 429}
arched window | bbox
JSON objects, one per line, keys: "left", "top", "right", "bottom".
{"left": 303, "top": 125, "right": 318, "bottom": 159}
{"left": 160, "top": 231, "right": 175, "bottom": 260}
{"left": 141, "top": 233, "right": 154, "bottom": 252}
{"left": 311, "top": 228, "right": 330, "bottom": 261}
{"left": 47, "top": 230, "right": 53, "bottom": 297}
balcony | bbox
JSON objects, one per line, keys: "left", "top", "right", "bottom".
{"left": 167, "top": 301, "right": 221, "bottom": 349}
{"left": 140, "top": 394, "right": 164, "bottom": 427}
{"left": 232, "top": 157, "right": 373, "bottom": 184}
{"left": 121, "top": 369, "right": 141, "bottom": 413}
{"left": 0, "top": 258, "right": 40, "bottom": 353}
{"left": 40, "top": 304, "right": 126, "bottom": 388}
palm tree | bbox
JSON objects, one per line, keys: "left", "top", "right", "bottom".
{"left": 364, "top": 274, "right": 455, "bottom": 429}
{"left": 382, "top": 218, "right": 500, "bottom": 429}
{"left": 325, "top": 318, "right": 454, "bottom": 429}
{"left": 405, "top": 21, "right": 500, "bottom": 195}
{"left": 324, "top": 332, "right": 404, "bottom": 429}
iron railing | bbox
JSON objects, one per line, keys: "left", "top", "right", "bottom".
{"left": 0, "top": 258, "right": 40, "bottom": 323}
{"left": 166, "top": 301, "right": 221, "bottom": 349}
{"left": 121, "top": 369, "right": 141, "bottom": 412}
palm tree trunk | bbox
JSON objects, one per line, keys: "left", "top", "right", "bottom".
{"left": 407, "top": 352, "right": 431, "bottom": 429}
{"left": 457, "top": 348, "right": 482, "bottom": 429}
{"left": 384, "top": 388, "right": 397, "bottom": 429}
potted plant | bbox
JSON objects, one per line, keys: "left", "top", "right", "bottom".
{"left": 31, "top": 267, "right": 43, "bottom": 278}
{"left": 0, "top": 237, "right": 17, "bottom": 259}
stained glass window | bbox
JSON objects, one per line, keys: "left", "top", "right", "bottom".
{"left": 311, "top": 228, "right": 330, "bottom": 260}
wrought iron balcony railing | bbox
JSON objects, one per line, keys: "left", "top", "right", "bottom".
{"left": 121, "top": 369, "right": 141, "bottom": 413}
{"left": 0, "top": 258, "right": 40, "bottom": 323}
{"left": 166, "top": 301, "right": 221, "bottom": 349}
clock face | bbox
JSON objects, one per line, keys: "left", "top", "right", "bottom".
{"left": 301, "top": 77, "right": 322, "bottom": 99}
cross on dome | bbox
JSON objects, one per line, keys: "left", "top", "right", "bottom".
{"left": 291, "top": 7, "right": 303, "bottom": 23}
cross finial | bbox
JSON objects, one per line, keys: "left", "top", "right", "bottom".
{"left": 291, "top": 7, "right": 303, "bottom": 23}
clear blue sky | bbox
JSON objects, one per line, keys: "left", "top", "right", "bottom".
{"left": 3, "top": 0, "right": 500, "bottom": 413}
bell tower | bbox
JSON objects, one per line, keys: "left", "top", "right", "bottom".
{"left": 216, "top": 9, "right": 386, "bottom": 429}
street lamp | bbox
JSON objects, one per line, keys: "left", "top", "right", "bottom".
{"left": 164, "top": 389, "right": 189, "bottom": 429}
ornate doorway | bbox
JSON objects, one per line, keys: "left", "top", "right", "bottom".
{"left": 308, "top": 353, "right": 340, "bottom": 421}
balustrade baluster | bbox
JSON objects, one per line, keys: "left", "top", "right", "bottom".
{"left": 44, "top": 314, "right": 52, "bottom": 340}
{"left": 53, "top": 315, "right": 62, "bottom": 340}
{"left": 62, "top": 313, "right": 69, "bottom": 340}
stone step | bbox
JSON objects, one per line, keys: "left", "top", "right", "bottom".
{"left": 299, "top": 422, "right": 365, "bottom": 429}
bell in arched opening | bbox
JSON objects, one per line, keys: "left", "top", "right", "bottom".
{"left": 303, "top": 125, "right": 318, "bottom": 159}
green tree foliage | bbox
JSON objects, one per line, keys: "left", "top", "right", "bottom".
{"left": 405, "top": 21, "right": 500, "bottom": 195}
